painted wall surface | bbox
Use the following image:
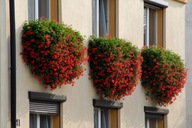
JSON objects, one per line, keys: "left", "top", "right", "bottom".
{"left": 0, "top": 0, "right": 186, "bottom": 128}
{"left": 186, "top": 0, "right": 192, "bottom": 128}
{"left": 119, "top": 0, "right": 186, "bottom": 128}
{"left": 0, "top": 0, "right": 11, "bottom": 128}
{"left": 165, "top": 1, "right": 186, "bottom": 128}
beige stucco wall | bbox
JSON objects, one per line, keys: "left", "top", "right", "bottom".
{"left": 0, "top": 0, "right": 11, "bottom": 128}
{"left": 186, "top": 0, "right": 192, "bottom": 127}
{"left": 15, "top": 0, "right": 97, "bottom": 127}
{"left": 0, "top": 0, "right": 185, "bottom": 128}
{"left": 165, "top": 1, "right": 186, "bottom": 128}
{"left": 118, "top": 0, "right": 144, "bottom": 48}
{"left": 118, "top": 0, "right": 186, "bottom": 128}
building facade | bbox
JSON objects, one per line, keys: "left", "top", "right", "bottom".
{"left": 0, "top": 0, "right": 187, "bottom": 128}
{"left": 186, "top": 0, "right": 192, "bottom": 128}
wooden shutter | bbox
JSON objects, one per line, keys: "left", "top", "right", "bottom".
{"left": 30, "top": 101, "right": 59, "bottom": 115}
{"left": 109, "top": 0, "right": 116, "bottom": 36}
{"left": 51, "top": 0, "right": 58, "bottom": 20}
{"left": 157, "top": 9, "right": 163, "bottom": 48}
{"left": 110, "top": 109, "right": 119, "bottom": 128}
{"left": 53, "top": 115, "right": 60, "bottom": 128}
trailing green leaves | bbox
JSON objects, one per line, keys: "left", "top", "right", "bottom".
{"left": 141, "top": 46, "right": 187, "bottom": 106}
{"left": 21, "top": 19, "right": 87, "bottom": 89}
{"left": 88, "top": 36, "right": 142, "bottom": 100}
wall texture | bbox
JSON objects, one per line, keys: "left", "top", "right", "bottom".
{"left": 0, "top": 0, "right": 187, "bottom": 127}
{"left": 186, "top": 0, "right": 192, "bottom": 128}
{"left": 0, "top": 0, "right": 11, "bottom": 128}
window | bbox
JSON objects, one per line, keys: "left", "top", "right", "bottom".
{"left": 30, "top": 114, "right": 59, "bottom": 128}
{"left": 146, "top": 117, "right": 164, "bottom": 128}
{"left": 93, "top": 99, "right": 123, "bottom": 128}
{"left": 94, "top": 108, "right": 118, "bottom": 128}
{"left": 92, "top": 0, "right": 116, "bottom": 37}
{"left": 144, "top": 0, "right": 168, "bottom": 47}
{"left": 29, "top": 92, "right": 66, "bottom": 128}
{"left": 144, "top": 106, "right": 169, "bottom": 128}
{"left": 28, "top": 0, "right": 59, "bottom": 20}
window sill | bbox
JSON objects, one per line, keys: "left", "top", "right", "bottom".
{"left": 174, "top": 0, "right": 188, "bottom": 4}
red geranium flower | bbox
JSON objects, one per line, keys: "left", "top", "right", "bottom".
{"left": 21, "top": 19, "right": 87, "bottom": 89}
{"left": 88, "top": 36, "right": 142, "bottom": 100}
{"left": 141, "top": 46, "right": 187, "bottom": 106}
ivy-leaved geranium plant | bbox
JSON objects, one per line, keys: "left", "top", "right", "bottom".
{"left": 21, "top": 19, "right": 87, "bottom": 89}
{"left": 141, "top": 46, "right": 187, "bottom": 106}
{"left": 88, "top": 36, "right": 142, "bottom": 100}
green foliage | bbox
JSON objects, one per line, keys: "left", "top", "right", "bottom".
{"left": 21, "top": 19, "right": 86, "bottom": 89}
{"left": 141, "top": 46, "right": 187, "bottom": 106}
{"left": 88, "top": 36, "right": 142, "bottom": 100}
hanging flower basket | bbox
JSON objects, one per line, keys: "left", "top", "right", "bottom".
{"left": 88, "top": 36, "right": 142, "bottom": 100}
{"left": 141, "top": 46, "right": 187, "bottom": 106}
{"left": 21, "top": 19, "right": 87, "bottom": 89}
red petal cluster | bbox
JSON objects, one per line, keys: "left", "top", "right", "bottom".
{"left": 21, "top": 20, "right": 87, "bottom": 89}
{"left": 141, "top": 47, "right": 187, "bottom": 106}
{"left": 88, "top": 37, "right": 142, "bottom": 100}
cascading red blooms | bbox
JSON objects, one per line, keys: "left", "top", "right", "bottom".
{"left": 141, "top": 47, "right": 187, "bottom": 106}
{"left": 21, "top": 20, "right": 87, "bottom": 89}
{"left": 88, "top": 37, "right": 142, "bottom": 100}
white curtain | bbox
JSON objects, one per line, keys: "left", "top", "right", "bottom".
{"left": 101, "top": 109, "right": 109, "bottom": 128}
{"left": 101, "top": 111, "right": 107, "bottom": 128}
{"left": 28, "top": 0, "right": 35, "bottom": 20}
{"left": 94, "top": 109, "right": 99, "bottom": 128}
{"left": 40, "top": 115, "right": 51, "bottom": 128}
{"left": 92, "top": 0, "right": 97, "bottom": 36}
{"left": 30, "top": 114, "right": 51, "bottom": 128}
{"left": 94, "top": 108, "right": 109, "bottom": 128}
{"left": 99, "top": 0, "right": 108, "bottom": 36}
{"left": 30, "top": 114, "right": 37, "bottom": 128}
{"left": 144, "top": 7, "right": 147, "bottom": 45}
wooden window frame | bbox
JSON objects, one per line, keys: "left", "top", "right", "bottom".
{"left": 29, "top": 0, "right": 59, "bottom": 20}
{"left": 144, "top": 0, "right": 167, "bottom": 48}
{"left": 93, "top": 99, "right": 123, "bottom": 128}
{"left": 92, "top": 0, "right": 117, "bottom": 37}
{"left": 144, "top": 106, "right": 169, "bottom": 128}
